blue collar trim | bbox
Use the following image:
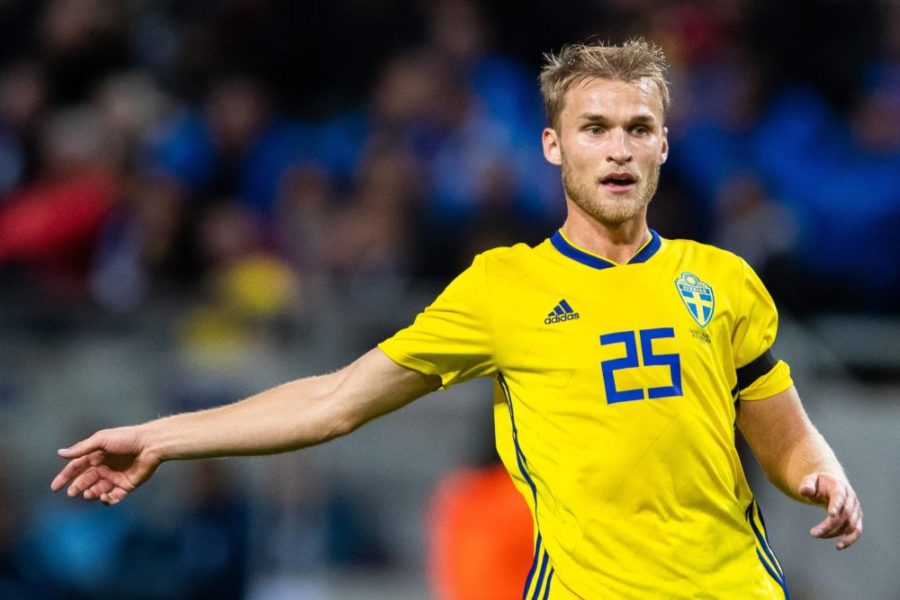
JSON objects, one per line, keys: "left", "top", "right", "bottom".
{"left": 549, "top": 229, "right": 661, "bottom": 270}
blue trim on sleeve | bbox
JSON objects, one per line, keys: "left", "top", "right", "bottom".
{"left": 550, "top": 229, "right": 661, "bottom": 270}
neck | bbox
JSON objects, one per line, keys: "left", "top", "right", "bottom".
{"left": 560, "top": 204, "right": 650, "bottom": 264}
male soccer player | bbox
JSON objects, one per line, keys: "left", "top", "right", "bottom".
{"left": 52, "top": 39, "right": 861, "bottom": 598}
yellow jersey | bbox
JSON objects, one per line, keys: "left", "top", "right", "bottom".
{"left": 379, "top": 229, "right": 793, "bottom": 599}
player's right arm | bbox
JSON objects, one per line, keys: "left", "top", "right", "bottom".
{"left": 50, "top": 348, "right": 440, "bottom": 505}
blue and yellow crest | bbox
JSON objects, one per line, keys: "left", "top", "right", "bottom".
{"left": 675, "top": 272, "right": 715, "bottom": 328}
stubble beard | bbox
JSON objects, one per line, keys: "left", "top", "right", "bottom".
{"left": 561, "top": 157, "right": 661, "bottom": 227}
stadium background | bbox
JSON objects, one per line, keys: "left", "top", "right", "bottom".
{"left": 0, "top": 0, "right": 897, "bottom": 598}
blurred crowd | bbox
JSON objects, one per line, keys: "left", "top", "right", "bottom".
{"left": 0, "top": 0, "right": 897, "bottom": 327}
{"left": 1, "top": 0, "right": 899, "bottom": 597}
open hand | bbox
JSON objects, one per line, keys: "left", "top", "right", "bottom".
{"left": 799, "top": 473, "right": 862, "bottom": 550}
{"left": 51, "top": 426, "right": 161, "bottom": 506}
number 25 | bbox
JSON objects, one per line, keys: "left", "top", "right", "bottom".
{"left": 600, "top": 328, "right": 683, "bottom": 404}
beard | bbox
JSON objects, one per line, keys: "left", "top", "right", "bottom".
{"left": 561, "top": 156, "right": 661, "bottom": 227}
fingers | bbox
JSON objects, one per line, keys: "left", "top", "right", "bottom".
{"left": 810, "top": 493, "right": 851, "bottom": 538}
{"left": 52, "top": 429, "right": 151, "bottom": 507}
{"left": 52, "top": 433, "right": 110, "bottom": 491}
{"left": 101, "top": 487, "right": 130, "bottom": 506}
{"left": 50, "top": 453, "right": 97, "bottom": 492}
{"left": 62, "top": 464, "right": 134, "bottom": 505}
{"left": 798, "top": 473, "right": 819, "bottom": 500}
{"left": 810, "top": 512, "right": 846, "bottom": 539}
{"left": 67, "top": 467, "right": 101, "bottom": 498}
{"left": 804, "top": 473, "right": 862, "bottom": 550}
{"left": 84, "top": 479, "right": 117, "bottom": 502}
{"left": 57, "top": 432, "right": 106, "bottom": 460}
{"left": 826, "top": 485, "right": 848, "bottom": 518}
{"left": 82, "top": 478, "right": 114, "bottom": 501}
{"left": 837, "top": 504, "right": 863, "bottom": 550}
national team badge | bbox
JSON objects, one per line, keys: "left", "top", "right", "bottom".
{"left": 675, "top": 272, "right": 715, "bottom": 328}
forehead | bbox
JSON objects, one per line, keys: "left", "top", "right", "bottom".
{"left": 560, "top": 76, "right": 664, "bottom": 123}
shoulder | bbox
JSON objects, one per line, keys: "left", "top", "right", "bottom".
{"left": 469, "top": 242, "right": 550, "bottom": 280}
{"left": 663, "top": 237, "right": 742, "bottom": 261}
{"left": 476, "top": 242, "right": 540, "bottom": 263}
{"left": 664, "top": 237, "right": 776, "bottom": 313}
{"left": 433, "top": 242, "right": 545, "bottom": 300}
{"left": 663, "top": 237, "right": 750, "bottom": 274}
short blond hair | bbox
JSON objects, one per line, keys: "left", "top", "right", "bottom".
{"left": 539, "top": 38, "right": 670, "bottom": 129}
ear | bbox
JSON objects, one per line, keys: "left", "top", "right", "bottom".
{"left": 542, "top": 127, "right": 562, "bottom": 166}
{"left": 660, "top": 126, "right": 669, "bottom": 164}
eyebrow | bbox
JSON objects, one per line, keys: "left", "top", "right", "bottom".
{"left": 577, "top": 113, "right": 659, "bottom": 127}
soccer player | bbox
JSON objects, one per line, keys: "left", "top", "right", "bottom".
{"left": 52, "top": 39, "right": 861, "bottom": 598}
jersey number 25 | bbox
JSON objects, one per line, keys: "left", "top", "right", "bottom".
{"left": 600, "top": 328, "right": 683, "bottom": 404}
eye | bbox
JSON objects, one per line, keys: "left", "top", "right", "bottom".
{"left": 631, "top": 125, "right": 650, "bottom": 136}
{"left": 587, "top": 125, "right": 605, "bottom": 135}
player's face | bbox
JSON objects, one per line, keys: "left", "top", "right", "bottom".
{"left": 542, "top": 77, "right": 669, "bottom": 227}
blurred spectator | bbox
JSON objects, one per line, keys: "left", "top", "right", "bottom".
{"left": 89, "top": 172, "right": 194, "bottom": 312}
{"left": 0, "top": 104, "right": 119, "bottom": 303}
{"left": 0, "top": 455, "right": 36, "bottom": 599}
{"left": 0, "top": 60, "right": 48, "bottom": 193}
{"left": 102, "top": 461, "right": 251, "bottom": 600}
{"left": 328, "top": 147, "right": 420, "bottom": 281}
{"left": 177, "top": 201, "right": 301, "bottom": 367}
{"left": 851, "top": 66, "right": 900, "bottom": 157}
{"left": 428, "top": 463, "right": 534, "bottom": 600}
{"left": 1, "top": 0, "right": 888, "bottom": 318}
{"left": 148, "top": 73, "right": 310, "bottom": 216}
{"left": 427, "top": 416, "right": 534, "bottom": 600}
{"left": 711, "top": 172, "right": 800, "bottom": 310}
{"left": 38, "top": 0, "right": 131, "bottom": 105}
{"left": 747, "top": 0, "right": 883, "bottom": 110}
{"left": 712, "top": 173, "right": 798, "bottom": 270}
{"left": 17, "top": 494, "right": 134, "bottom": 598}
{"left": 255, "top": 455, "right": 387, "bottom": 573}
{"left": 174, "top": 461, "right": 250, "bottom": 600}
{"left": 273, "top": 165, "right": 335, "bottom": 279}
{"left": 94, "top": 71, "right": 173, "bottom": 169}
{"left": 422, "top": 0, "right": 563, "bottom": 272}
{"left": 0, "top": 2, "right": 899, "bottom": 599}
{"left": 751, "top": 86, "right": 900, "bottom": 313}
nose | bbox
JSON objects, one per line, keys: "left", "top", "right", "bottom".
{"left": 606, "top": 128, "right": 633, "bottom": 164}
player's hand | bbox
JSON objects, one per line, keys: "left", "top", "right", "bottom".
{"left": 51, "top": 426, "right": 161, "bottom": 506}
{"left": 798, "top": 473, "right": 862, "bottom": 550}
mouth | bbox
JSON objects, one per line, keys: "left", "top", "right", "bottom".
{"left": 599, "top": 172, "right": 638, "bottom": 193}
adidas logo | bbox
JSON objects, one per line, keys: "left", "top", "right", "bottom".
{"left": 545, "top": 299, "right": 580, "bottom": 324}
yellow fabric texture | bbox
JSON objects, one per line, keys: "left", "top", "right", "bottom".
{"left": 380, "top": 234, "right": 792, "bottom": 599}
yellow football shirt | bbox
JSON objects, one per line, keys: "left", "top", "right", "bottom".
{"left": 379, "top": 230, "right": 793, "bottom": 599}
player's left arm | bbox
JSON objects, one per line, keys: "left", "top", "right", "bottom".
{"left": 737, "top": 385, "right": 862, "bottom": 550}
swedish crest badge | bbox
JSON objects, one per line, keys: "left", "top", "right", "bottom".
{"left": 675, "top": 272, "right": 715, "bottom": 328}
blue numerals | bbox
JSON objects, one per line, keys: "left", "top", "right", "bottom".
{"left": 599, "top": 328, "right": 683, "bottom": 404}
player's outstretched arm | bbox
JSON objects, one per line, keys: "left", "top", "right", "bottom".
{"left": 51, "top": 348, "right": 440, "bottom": 505}
{"left": 737, "top": 386, "right": 862, "bottom": 550}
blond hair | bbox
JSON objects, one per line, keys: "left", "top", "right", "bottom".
{"left": 539, "top": 39, "right": 670, "bottom": 129}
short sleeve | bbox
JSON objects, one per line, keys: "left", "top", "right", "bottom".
{"left": 732, "top": 259, "right": 793, "bottom": 400}
{"left": 378, "top": 254, "right": 496, "bottom": 389}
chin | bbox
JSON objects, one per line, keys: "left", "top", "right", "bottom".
{"left": 593, "top": 200, "right": 645, "bottom": 224}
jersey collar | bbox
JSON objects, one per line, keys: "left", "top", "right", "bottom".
{"left": 550, "top": 229, "right": 662, "bottom": 270}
